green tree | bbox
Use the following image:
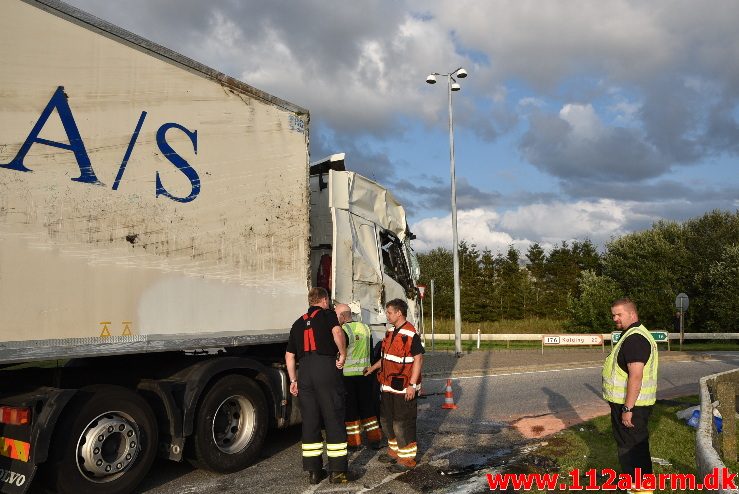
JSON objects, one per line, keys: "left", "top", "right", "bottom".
{"left": 499, "top": 245, "right": 524, "bottom": 319}
{"left": 603, "top": 221, "right": 689, "bottom": 330}
{"left": 568, "top": 271, "right": 623, "bottom": 332}
{"left": 572, "top": 239, "right": 602, "bottom": 276}
{"left": 703, "top": 244, "right": 739, "bottom": 332}
{"left": 543, "top": 242, "right": 581, "bottom": 318}
{"left": 490, "top": 252, "right": 508, "bottom": 320}
{"left": 458, "top": 242, "right": 486, "bottom": 322}
{"left": 417, "top": 247, "right": 453, "bottom": 318}
{"left": 480, "top": 248, "right": 498, "bottom": 320}
{"left": 682, "top": 210, "right": 739, "bottom": 329}
{"left": 525, "top": 243, "right": 547, "bottom": 317}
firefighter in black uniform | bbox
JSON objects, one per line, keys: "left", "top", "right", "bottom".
{"left": 285, "top": 287, "right": 352, "bottom": 485}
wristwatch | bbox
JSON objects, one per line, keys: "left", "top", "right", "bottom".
{"left": 410, "top": 383, "right": 419, "bottom": 390}
{"left": 622, "top": 405, "right": 632, "bottom": 413}
{"left": 290, "top": 379, "right": 297, "bottom": 384}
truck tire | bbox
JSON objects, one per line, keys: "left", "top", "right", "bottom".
{"left": 190, "top": 374, "right": 268, "bottom": 473}
{"left": 44, "top": 385, "right": 158, "bottom": 494}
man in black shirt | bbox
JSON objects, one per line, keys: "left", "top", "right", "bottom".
{"left": 285, "top": 287, "right": 351, "bottom": 484}
{"left": 602, "top": 298, "right": 659, "bottom": 491}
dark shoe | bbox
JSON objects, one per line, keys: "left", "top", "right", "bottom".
{"left": 387, "top": 462, "right": 413, "bottom": 473}
{"left": 329, "top": 471, "right": 354, "bottom": 483}
{"left": 377, "top": 453, "right": 397, "bottom": 464}
{"left": 369, "top": 441, "right": 383, "bottom": 450}
{"left": 348, "top": 444, "right": 362, "bottom": 452}
{"left": 309, "top": 469, "right": 327, "bottom": 484}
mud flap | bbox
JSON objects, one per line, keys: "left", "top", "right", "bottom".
{"left": 0, "top": 459, "right": 36, "bottom": 494}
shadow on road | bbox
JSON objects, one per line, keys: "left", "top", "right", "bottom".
{"left": 137, "top": 425, "right": 303, "bottom": 492}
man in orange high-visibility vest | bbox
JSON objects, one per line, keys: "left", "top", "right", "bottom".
{"left": 364, "top": 298, "right": 424, "bottom": 472}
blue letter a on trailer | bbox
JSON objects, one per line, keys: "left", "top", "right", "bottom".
{"left": 1, "top": 86, "right": 102, "bottom": 184}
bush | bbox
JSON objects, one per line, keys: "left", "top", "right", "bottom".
{"left": 568, "top": 271, "right": 622, "bottom": 332}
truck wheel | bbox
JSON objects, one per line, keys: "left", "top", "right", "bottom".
{"left": 190, "top": 374, "right": 268, "bottom": 473}
{"left": 45, "top": 385, "right": 158, "bottom": 494}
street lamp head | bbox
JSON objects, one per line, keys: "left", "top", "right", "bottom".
{"left": 426, "top": 74, "right": 437, "bottom": 84}
{"left": 451, "top": 82, "right": 461, "bottom": 91}
{"left": 455, "top": 68, "right": 468, "bottom": 78}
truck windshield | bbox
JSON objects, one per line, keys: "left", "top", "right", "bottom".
{"left": 379, "top": 231, "right": 414, "bottom": 295}
{"left": 404, "top": 238, "right": 420, "bottom": 282}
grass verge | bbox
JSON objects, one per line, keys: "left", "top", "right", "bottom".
{"left": 422, "top": 318, "right": 567, "bottom": 334}
{"left": 498, "top": 396, "right": 737, "bottom": 493}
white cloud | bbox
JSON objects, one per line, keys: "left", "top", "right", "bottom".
{"left": 500, "top": 200, "right": 629, "bottom": 245}
{"left": 412, "top": 199, "right": 645, "bottom": 253}
{"left": 425, "top": 0, "right": 674, "bottom": 87}
{"left": 413, "top": 208, "right": 525, "bottom": 253}
{"left": 518, "top": 97, "right": 545, "bottom": 109}
{"left": 608, "top": 99, "right": 642, "bottom": 127}
{"left": 559, "top": 103, "right": 603, "bottom": 140}
{"left": 521, "top": 103, "right": 667, "bottom": 181}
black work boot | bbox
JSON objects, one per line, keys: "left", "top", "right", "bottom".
{"left": 377, "top": 453, "right": 397, "bottom": 463}
{"left": 388, "top": 462, "right": 414, "bottom": 473}
{"left": 309, "top": 469, "right": 327, "bottom": 484}
{"left": 329, "top": 471, "right": 354, "bottom": 483}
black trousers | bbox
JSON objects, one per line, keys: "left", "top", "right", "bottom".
{"left": 344, "top": 375, "right": 377, "bottom": 421}
{"left": 609, "top": 402, "right": 653, "bottom": 478}
{"left": 379, "top": 391, "right": 417, "bottom": 448}
{"left": 298, "top": 354, "right": 347, "bottom": 472}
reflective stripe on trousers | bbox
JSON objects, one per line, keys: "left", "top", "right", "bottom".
{"left": 362, "top": 416, "right": 383, "bottom": 443}
{"left": 326, "top": 442, "right": 348, "bottom": 458}
{"left": 298, "top": 353, "right": 348, "bottom": 472}
{"left": 302, "top": 442, "right": 323, "bottom": 458}
{"left": 345, "top": 420, "right": 361, "bottom": 447}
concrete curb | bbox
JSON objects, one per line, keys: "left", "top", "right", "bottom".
{"left": 697, "top": 370, "right": 739, "bottom": 494}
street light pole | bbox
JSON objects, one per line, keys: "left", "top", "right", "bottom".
{"left": 426, "top": 67, "right": 467, "bottom": 356}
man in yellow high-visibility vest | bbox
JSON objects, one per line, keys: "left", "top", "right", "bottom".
{"left": 602, "top": 298, "right": 659, "bottom": 493}
{"left": 335, "top": 303, "right": 383, "bottom": 450}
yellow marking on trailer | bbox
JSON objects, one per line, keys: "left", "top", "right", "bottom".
{"left": 121, "top": 321, "right": 133, "bottom": 336}
{"left": 99, "top": 321, "right": 112, "bottom": 337}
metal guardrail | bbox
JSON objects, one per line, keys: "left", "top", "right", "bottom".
{"left": 423, "top": 332, "right": 739, "bottom": 354}
{"left": 424, "top": 333, "right": 575, "bottom": 351}
{"left": 425, "top": 332, "right": 739, "bottom": 343}
{"left": 676, "top": 333, "right": 739, "bottom": 340}
{"left": 697, "top": 369, "right": 739, "bottom": 494}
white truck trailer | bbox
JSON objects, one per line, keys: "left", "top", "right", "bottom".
{"left": 0, "top": 1, "right": 421, "bottom": 493}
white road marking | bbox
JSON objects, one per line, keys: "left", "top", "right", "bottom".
{"left": 302, "top": 472, "right": 404, "bottom": 494}
{"left": 425, "top": 358, "right": 736, "bottom": 381}
{"left": 425, "top": 365, "right": 602, "bottom": 381}
{"left": 430, "top": 448, "right": 458, "bottom": 460}
{"left": 301, "top": 484, "right": 320, "bottom": 494}
{"left": 354, "top": 472, "right": 404, "bottom": 493}
{"left": 300, "top": 458, "right": 405, "bottom": 494}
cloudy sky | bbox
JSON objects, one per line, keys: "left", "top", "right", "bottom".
{"left": 65, "top": 0, "right": 739, "bottom": 254}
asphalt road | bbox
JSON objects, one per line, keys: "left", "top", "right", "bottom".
{"left": 138, "top": 351, "right": 739, "bottom": 494}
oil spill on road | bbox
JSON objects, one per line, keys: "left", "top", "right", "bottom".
{"left": 388, "top": 447, "right": 520, "bottom": 493}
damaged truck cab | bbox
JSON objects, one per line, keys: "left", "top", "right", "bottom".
{"left": 309, "top": 154, "right": 421, "bottom": 341}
